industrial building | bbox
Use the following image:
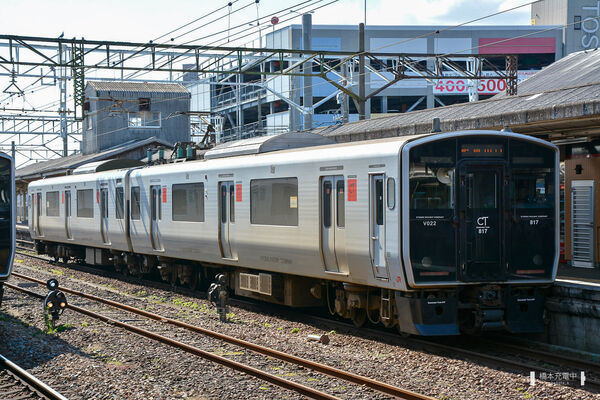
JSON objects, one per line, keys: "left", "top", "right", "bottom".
{"left": 82, "top": 81, "right": 191, "bottom": 154}
{"left": 185, "top": 0, "right": 596, "bottom": 143}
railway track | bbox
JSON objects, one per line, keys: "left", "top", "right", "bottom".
{"left": 0, "top": 353, "right": 68, "bottom": 400}
{"left": 14, "top": 248, "right": 600, "bottom": 393}
{"left": 6, "top": 270, "right": 434, "bottom": 400}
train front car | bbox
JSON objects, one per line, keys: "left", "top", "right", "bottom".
{"left": 0, "top": 152, "right": 15, "bottom": 304}
{"left": 400, "top": 131, "right": 558, "bottom": 335}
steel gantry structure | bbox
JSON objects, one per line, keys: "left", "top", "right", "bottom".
{"left": 0, "top": 33, "right": 518, "bottom": 166}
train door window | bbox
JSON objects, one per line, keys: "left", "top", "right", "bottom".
{"left": 336, "top": 180, "right": 345, "bottom": 228}
{"left": 387, "top": 178, "right": 395, "bottom": 210}
{"left": 323, "top": 181, "right": 332, "bottom": 228}
{"left": 101, "top": 189, "right": 109, "bottom": 218}
{"left": 375, "top": 177, "right": 384, "bottom": 226}
{"left": 76, "top": 189, "right": 94, "bottom": 218}
{"left": 131, "top": 187, "right": 140, "bottom": 220}
{"left": 115, "top": 187, "right": 124, "bottom": 219}
{"left": 220, "top": 184, "right": 227, "bottom": 224}
{"left": 158, "top": 189, "right": 162, "bottom": 220}
{"left": 64, "top": 191, "right": 71, "bottom": 217}
{"left": 151, "top": 188, "right": 157, "bottom": 221}
{"left": 46, "top": 191, "right": 59, "bottom": 217}
{"left": 229, "top": 184, "right": 235, "bottom": 223}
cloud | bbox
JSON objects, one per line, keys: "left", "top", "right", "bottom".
{"left": 311, "top": 0, "right": 531, "bottom": 26}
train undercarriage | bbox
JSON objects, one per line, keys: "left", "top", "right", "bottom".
{"left": 35, "top": 240, "right": 549, "bottom": 336}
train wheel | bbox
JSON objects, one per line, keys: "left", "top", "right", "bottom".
{"left": 350, "top": 308, "right": 367, "bottom": 327}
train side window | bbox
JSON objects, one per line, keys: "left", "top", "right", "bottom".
{"left": 387, "top": 177, "right": 395, "bottom": 210}
{"left": 115, "top": 187, "right": 124, "bottom": 219}
{"left": 131, "top": 187, "right": 141, "bottom": 220}
{"left": 336, "top": 180, "right": 345, "bottom": 228}
{"left": 323, "top": 181, "right": 332, "bottom": 228}
{"left": 250, "top": 177, "right": 298, "bottom": 226}
{"left": 46, "top": 191, "right": 59, "bottom": 217}
{"left": 76, "top": 189, "right": 94, "bottom": 218}
{"left": 172, "top": 183, "right": 204, "bottom": 222}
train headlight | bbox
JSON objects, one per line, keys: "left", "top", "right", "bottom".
{"left": 421, "top": 256, "right": 432, "bottom": 268}
{"left": 60, "top": 302, "right": 66, "bottom": 308}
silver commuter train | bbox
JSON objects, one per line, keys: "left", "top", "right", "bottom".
{"left": 0, "top": 151, "right": 15, "bottom": 305}
{"left": 28, "top": 130, "right": 559, "bottom": 335}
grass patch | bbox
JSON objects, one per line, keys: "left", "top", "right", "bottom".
{"left": 290, "top": 327, "right": 300, "bottom": 334}
{"left": 49, "top": 268, "right": 64, "bottom": 276}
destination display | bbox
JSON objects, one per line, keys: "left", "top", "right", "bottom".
{"left": 460, "top": 144, "right": 504, "bottom": 157}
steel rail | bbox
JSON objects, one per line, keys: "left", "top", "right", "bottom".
{"left": 10, "top": 271, "right": 433, "bottom": 400}
{"left": 4, "top": 282, "right": 343, "bottom": 400}
{"left": 14, "top": 250, "right": 600, "bottom": 392}
{"left": 0, "top": 353, "right": 68, "bottom": 400}
{"left": 479, "top": 339, "right": 600, "bottom": 376}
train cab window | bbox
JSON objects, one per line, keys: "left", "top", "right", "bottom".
{"left": 387, "top": 178, "right": 395, "bottom": 210}
{"left": 76, "top": 189, "right": 94, "bottom": 218}
{"left": 115, "top": 187, "right": 124, "bottom": 219}
{"left": 131, "top": 187, "right": 141, "bottom": 220}
{"left": 323, "top": 181, "right": 332, "bottom": 228}
{"left": 46, "top": 191, "right": 59, "bottom": 217}
{"left": 172, "top": 183, "right": 204, "bottom": 222}
{"left": 409, "top": 139, "right": 455, "bottom": 211}
{"left": 250, "top": 177, "right": 298, "bottom": 226}
{"left": 336, "top": 180, "right": 345, "bottom": 228}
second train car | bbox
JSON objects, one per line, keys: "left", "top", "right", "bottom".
{"left": 28, "top": 130, "right": 559, "bottom": 335}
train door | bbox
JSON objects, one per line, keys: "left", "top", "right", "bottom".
{"left": 33, "top": 193, "right": 42, "bottom": 236}
{"left": 370, "top": 174, "right": 388, "bottom": 279}
{"left": 100, "top": 188, "right": 110, "bottom": 245}
{"left": 65, "top": 190, "right": 72, "bottom": 240}
{"left": 218, "top": 181, "right": 235, "bottom": 259}
{"left": 458, "top": 164, "right": 505, "bottom": 281}
{"left": 571, "top": 180, "right": 595, "bottom": 267}
{"left": 150, "top": 185, "right": 163, "bottom": 251}
{"left": 321, "top": 176, "right": 347, "bottom": 273}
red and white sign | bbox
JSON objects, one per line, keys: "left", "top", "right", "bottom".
{"left": 162, "top": 187, "right": 167, "bottom": 203}
{"left": 347, "top": 179, "right": 357, "bottom": 202}
{"left": 236, "top": 184, "right": 242, "bottom": 202}
{"left": 433, "top": 70, "right": 537, "bottom": 95}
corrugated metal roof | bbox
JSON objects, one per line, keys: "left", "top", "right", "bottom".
{"left": 316, "top": 49, "right": 600, "bottom": 140}
{"left": 495, "top": 48, "right": 600, "bottom": 98}
{"left": 87, "top": 81, "right": 190, "bottom": 94}
{"left": 16, "top": 137, "right": 172, "bottom": 180}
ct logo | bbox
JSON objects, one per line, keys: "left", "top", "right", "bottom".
{"left": 476, "top": 216, "right": 489, "bottom": 234}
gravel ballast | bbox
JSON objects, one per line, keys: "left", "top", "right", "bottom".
{"left": 0, "top": 254, "right": 596, "bottom": 399}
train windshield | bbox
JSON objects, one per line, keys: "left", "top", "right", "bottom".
{"left": 408, "top": 136, "right": 557, "bottom": 284}
{"left": 0, "top": 157, "right": 12, "bottom": 271}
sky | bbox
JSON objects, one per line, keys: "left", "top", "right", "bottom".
{"left": 0, "top": 0, "right": 534, "bottom": 165}
{"left": 2, "top": 0, "right": 533, "bottom": 44}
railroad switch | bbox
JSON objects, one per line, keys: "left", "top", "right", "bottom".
{"left": 208, "top": 274, "right": 229, "bottom": 322}
{"left": 43, "top": 279, "right": 67, "bottom": 329}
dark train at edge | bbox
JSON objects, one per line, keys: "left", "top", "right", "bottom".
{"left": 27, "top": 130, "right": 559, "bottom": 335}
{"left": 0, "top": 151, "right": 15, "bottom": 304}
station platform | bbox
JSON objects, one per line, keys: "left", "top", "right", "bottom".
{"left": 557, "top": 264, "right": 600, "bottom": 285}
